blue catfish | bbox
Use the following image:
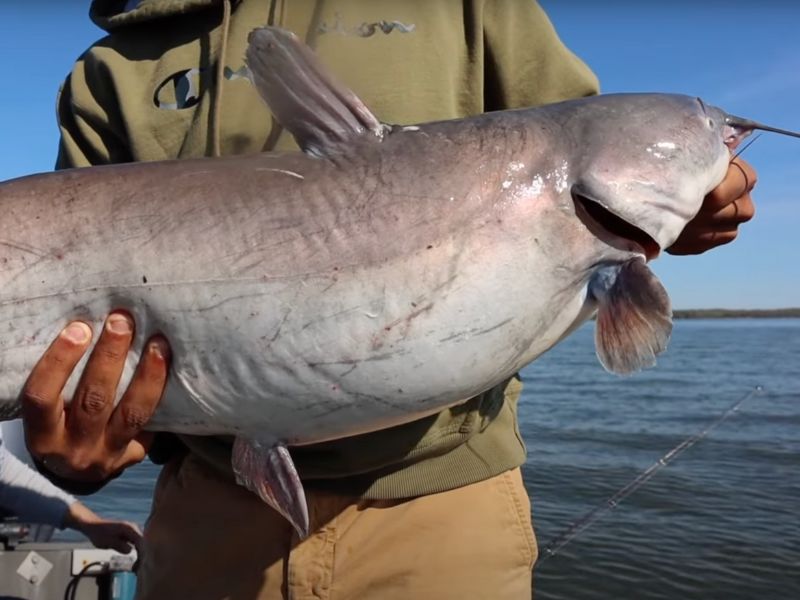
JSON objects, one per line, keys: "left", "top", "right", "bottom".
{"left": 0, "top": 28, "right": 797, "bottom": 536}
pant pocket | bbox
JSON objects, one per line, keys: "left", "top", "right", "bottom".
{"left": 499, "top": 468, "right": 538, "bottom": 570}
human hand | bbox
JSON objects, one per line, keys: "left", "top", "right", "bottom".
{"left": 64, "top": 500, "right": 143, "bottom": 554}
{"left": 667, "top": 157, "right": 756, "bottom": 255}
{"left": 21, "top": 312, "right": 170, "bottom": 483}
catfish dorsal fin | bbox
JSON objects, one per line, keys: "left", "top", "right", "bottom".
{"left": 246, "top": 26, "right": 386, "bottom": 157}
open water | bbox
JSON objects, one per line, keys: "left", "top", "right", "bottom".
{"left": 71, "top": 319, "right": 800, "bottom": 599}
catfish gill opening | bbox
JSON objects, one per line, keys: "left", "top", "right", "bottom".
{"left": 572, "top": 192, "right": 660, "bottom": 260}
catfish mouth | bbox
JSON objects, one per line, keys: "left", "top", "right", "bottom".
{"left": 573, "top": 193, "right": 661, "bottom": 261}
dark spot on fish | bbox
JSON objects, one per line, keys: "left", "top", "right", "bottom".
{"left": 370, "top": 334, "right": 384, "bottom": 351}
{"left": 404, "top": 303, "right": 434, "bottom": 323}
{"left": 426, "top": 245, "right": 433, "bottom": 250}
{"left": 411, "top": 302, "right": 417, "bottom": 308}
{"left": 55, "top": 253, "right": 64, "bottom": 260}
{"left": 337, "top": 364, "right": 357, "bottom": 377}
{"left": 333, "top": 266, "right": 339, "bottom": 271}
{"left": 331, "top": 385, "right": 338, "bottom": 391}
{"left": 142, "top": 275, "right": 148, "bottom": 283}
{"left": 384, "top": 326, "right": 392, "bottom": 332}
{"left": 397, "top": 388, "right": 403, "bottom": 393}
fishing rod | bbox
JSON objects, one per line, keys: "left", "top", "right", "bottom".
{"left": 537, "top": 385, "right": 764, "bottom": 564}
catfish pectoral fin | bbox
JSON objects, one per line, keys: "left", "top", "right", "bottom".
{"left": 232, "top": 437, "right": 310, "bottom": 538}
{"left": 590, "top": 258, "right": 672, "bottom": 375}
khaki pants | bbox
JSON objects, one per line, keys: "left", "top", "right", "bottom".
{"left": 136, "top": 454, "right": 537, "bottom": 600}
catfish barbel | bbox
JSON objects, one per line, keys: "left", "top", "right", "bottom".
{"left": 0, "top": 27, "right": 797, "bottom": 536}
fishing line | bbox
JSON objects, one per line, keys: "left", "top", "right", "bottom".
{"left": 731, "top": 133, "right": 762, "bottom": 162}
{"left": 537, "top": 385, "right": 764, "bottom": 564}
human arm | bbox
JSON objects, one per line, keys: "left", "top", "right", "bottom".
{"left": 62, "top": 501, "right": 142, "bottom": 554}
{"left": 482, "top": 0, "right": 600, "bottom": 110}
{"left": 0, "top": 434, "right": 140, "bottom": 552}
{"left": 55, "top": 55, "right": 133, "bottom": 169}
{"left": 0, "top": 433, "right": 76, "bottom": 526}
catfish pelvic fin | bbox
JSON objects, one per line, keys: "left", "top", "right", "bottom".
{"left": 232, "top": 437, "right": 310, "bottom": 538}
{"left": 246, "top": 26, "right": 386, "bottom": 157}
{"left": 590, "top": 258, "right": 672, "bottom": 375}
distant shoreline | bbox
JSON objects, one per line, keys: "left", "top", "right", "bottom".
{"left": 672, "top": 308, "right": 800, "bottom": 319}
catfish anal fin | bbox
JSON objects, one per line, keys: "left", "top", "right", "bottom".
{"left": 232, "top": 438, "right": 310, "bottom": 538}
{"left": 590, "top": 258, "right": 672, "bottom": 375}
{"left": 245, "top": 26, "right": 385, "bottom": 157}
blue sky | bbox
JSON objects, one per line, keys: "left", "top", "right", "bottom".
{"left": 0, "top": 2, "right": 798, "bottom": 309}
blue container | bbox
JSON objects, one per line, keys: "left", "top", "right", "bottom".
{"left": 110, "top": 571, "right": 137, "bottom": 600}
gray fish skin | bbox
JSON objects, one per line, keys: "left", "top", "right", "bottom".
{"left": 0, "top": 93, "right": 730, "bottom": 446}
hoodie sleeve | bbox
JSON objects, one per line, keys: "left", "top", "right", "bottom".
{"left": 55, "top": 49, "right": 134, "bottom": 170}
{"left": 0, "top": 435, "right": 76, "bottom": 528}
{"left": 482, "top": 0, "right": 600, "bottom": 111}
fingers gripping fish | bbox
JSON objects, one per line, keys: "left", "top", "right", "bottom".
{"left": 0, "top": 27, "right": 798, "bottom": 537}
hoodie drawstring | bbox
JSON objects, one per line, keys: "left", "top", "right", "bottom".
{"left": 212, "top": 0, "right": 232, "bottom": 157}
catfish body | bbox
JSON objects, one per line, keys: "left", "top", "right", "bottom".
{"left": 0, "top": 106, "right": 651, "bottom": 441}
{"left": 3, "top": 26, "right": 776, "bottom": 536}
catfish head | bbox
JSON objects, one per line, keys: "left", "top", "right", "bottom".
{"left": 566, "top": 94, "right": 720, "bottom": 259}
{"left": 544, "top": 93, "right": 800, "bottom": 374}
{"left": 566, "top": 93, "right": 800, "bottom": 259}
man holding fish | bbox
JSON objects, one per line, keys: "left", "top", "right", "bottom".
{"left": 17, "top": 1, "right": 756, "bottom": 598}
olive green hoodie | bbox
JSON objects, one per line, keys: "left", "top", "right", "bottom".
{"left": 57, "top": 0, "right": 598, "bottom": 498}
